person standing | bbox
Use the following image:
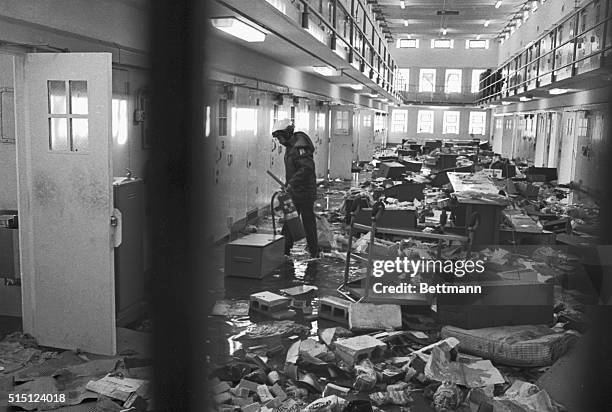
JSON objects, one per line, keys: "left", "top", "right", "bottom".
{"left": 271, "top": 119, "right": 319, "bottom": 258}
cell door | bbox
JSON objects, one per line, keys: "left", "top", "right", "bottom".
{"left": 17, "top": 53, "right": 115, "bottom": 355}
{"left": 328, "top": 107, "right": 353, "bottom": 180}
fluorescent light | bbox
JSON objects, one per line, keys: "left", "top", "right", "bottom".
{"left": 400, "top": 1, "right": 405, "bottom": 9}
{"left": 211, "top": 17, "right": 266, "bottom": 42}
{"left": 484, "top": 20, "right": 490, "bottom": 27}
{"left": 442, "top": 28, "right": 448, "bottom": 36}
{"left": 549, "top": 88, "right": 569, "bottom": 95}
{"left": 379, "top": 98, "right": 389, "bottom": 102}
{"left": 404, "top": 20, "right": 409, "bottom": 27}
{"left": 348, "top": 84, "right": 364, "bottom": 90}
{"left": 495, "top": 0, "right": 502, "bottom": 8}
{"left": 519, "top": 96, "right": 532, "bottom": 102}
{"left": 313, "top": 66, "right": 335, "bottom": 76}
{"left": 501, "top": 101, "right": 512, "bottom": 105}
{"left": 488, "top": 104, "right": 498, "bottom": 108}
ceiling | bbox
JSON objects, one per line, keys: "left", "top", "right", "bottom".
{"left": 371, "top": 0, "right": 531, "bottom": 40}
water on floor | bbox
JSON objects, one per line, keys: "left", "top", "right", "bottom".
{"left": 205, "top": 177, "right": 371, "bottom": 365}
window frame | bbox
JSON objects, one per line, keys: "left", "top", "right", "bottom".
{"left": 419, "top": 69, "right": 436, "bottom": 92}
{"left": 443, "top": 110, "right": 461, "bottom": 134}
{"left": 444, "top": 69, "right": 463, "bottom": 94}
{"left": 471, "top": 69, "right": 486, "bottom": 93}
{"left": 469, "top": 111, "right": 487, "bottom": 135}
{"left": 391, "top": 109, "right": 408, "bottom": 133}
{"left": 417, "top": 110, "right": 434, "bottom": 134}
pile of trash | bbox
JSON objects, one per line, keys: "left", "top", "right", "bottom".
{"left": 1, "top": 331, "right": 152, "bottom": 411}
{"left": 207, "top": 318, "right": 570, "bottom": 412}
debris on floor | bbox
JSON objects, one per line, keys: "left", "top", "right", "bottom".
{"left": 209, "top": 162, "right": 601, "bottom": 411}
{"left": 1, "top": 331, "right": 152, "bottom": 411}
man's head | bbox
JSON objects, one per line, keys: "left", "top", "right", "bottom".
{"left": 272, "top": 119, "right": 295, "bottom": 146}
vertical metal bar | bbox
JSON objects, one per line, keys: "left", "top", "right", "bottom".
{"left": 572, "top": 13, "right": 580, "bottom": 76}
{"left": 332, "top": 0, "right": 337, "bottom": 30}
{"left": 349, "top": 0, "right": 355, "bottom": 62}
{"left": 602, "top": 0, "right": 610, "bottom": 60}
{"left": 551, "top": 28, "right": 557, "bottom": 81}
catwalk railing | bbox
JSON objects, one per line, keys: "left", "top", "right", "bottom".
{"left": 476, "top": 0, "right": 612, "bottom": 104}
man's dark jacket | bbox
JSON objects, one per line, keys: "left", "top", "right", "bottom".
{"left": 285, "top": 131, "right": 317, "bottom": 203}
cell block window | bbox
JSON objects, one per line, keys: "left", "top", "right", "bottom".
{"left": 471, "top": 69, "right": 486, "bottom": 93}
{"left": 417, "top": 110, "right": 434, "bottom": 134}
{"left": 419, "top": 69, "right": 436, "bottom": 92}
{"left": 397, "top": 39, "right": 419, "bottom": 48}
{"left": 443, "top": 111, "right": 460, "bottom": 134}
{"left": 363, "top": 115, "right": 372, "bottom": 127}
{"left": 466, "top": 40, "right": 489, "bottom": 49}
{"left": 391, "top": 110, "right": 408, "bottom": 133}
{"left": 431, "top": 39, "right": 454, "bottom": 49}
{"left": 47, "top": 80, "right": 89, "bottom": 152}
{"left": 396, "top": 69, "right": 410, "bottom": 91}
{"left": 469, "top": 112, "right": 487, "bottom": 135}
{"left": 445, "top": 70, "right": 462, "bottom": 94}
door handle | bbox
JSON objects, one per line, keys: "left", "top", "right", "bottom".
{"left": 111, "top": 208, "right": 122, "bottom": 248}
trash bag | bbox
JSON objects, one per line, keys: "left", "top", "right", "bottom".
{"left": 316, "top": 214, "right": 337, "bottom": 251}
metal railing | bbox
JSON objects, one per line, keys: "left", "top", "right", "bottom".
{"left": 476, "top": 0, "right": 612, "bottom": 104}
{"left": 295, "top": 0, "right": 401, "bottom": 99}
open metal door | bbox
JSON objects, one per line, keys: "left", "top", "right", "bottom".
{"left": 17, "top": 53, "right": 115, "bottom": 355}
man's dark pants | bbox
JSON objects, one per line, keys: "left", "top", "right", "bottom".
{"left": 282, "top": 200, "right": 318, "bottom": 257}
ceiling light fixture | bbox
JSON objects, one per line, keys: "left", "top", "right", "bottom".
{"left": 549, "top": 88, "right": 569, "bottom": 95}
{"left": 211, "top": 17, "right": 267, "bottom": 42}
{"left": 313, "top": 66, "right": 336, "bottom": 76}
{"left": 501, "top": 101, "right": 512, "bottom": 105}
{"left": 442, "top": 28, "right": 448, "bottom": 35}
{"left": 495, "top": 0, "right": 502, "bottom": 8}
{"left": 400, "top": 1, "right": 406, "bottom": 9}
{"left": 348, "top": 84, "right": 364, "bottom": 90}
{"left": 484, "top": 20, "right": 490, "bottom": 27}
{"left": 519, "top": 96, "right": 533, "bottom": 102}
{"left": 404, "top": 20, "right": 409, "bottom": 26}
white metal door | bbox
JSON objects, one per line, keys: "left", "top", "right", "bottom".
{"left": 18, "top": 53, "right": 115, "bottom": 354}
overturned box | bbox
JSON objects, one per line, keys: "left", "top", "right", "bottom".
{"left": 225, "top": 234, "right": 285, "bottom": 278}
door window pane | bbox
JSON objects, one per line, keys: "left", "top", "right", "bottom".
{"left": 69, "top": 81, "right": 88, "bottom": 114}
{"left": 48, "top": 81, "right": 67, "bottom": 114}
{"left": 49, "top": 118, "right": 68, "bottom": 150}
{"left": 71, "top": 119, "right": 89, "bottom": 152}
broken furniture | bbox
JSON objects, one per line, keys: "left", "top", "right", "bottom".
{"left": 382, "top": 182, "right": 425, "bottom": 201}
{"left": 225, "top": 234, "right": 285, "bottom": 278}
{"left": 376, "top": 162, "right": 407, "bottom": 179}
{"left": 447, "top": 172, "right": 508, "bottom": 245}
